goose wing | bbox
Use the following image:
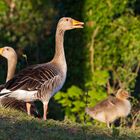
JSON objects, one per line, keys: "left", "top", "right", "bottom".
{"left": 4, "top": 63, "right": 61, "bottom": 92}
{"left": 89, "top": 96, "right": 118, "bottom": 113}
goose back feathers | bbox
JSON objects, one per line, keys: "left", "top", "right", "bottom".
{"left": 5, "top": 63, "right": 65, "bottom": 101}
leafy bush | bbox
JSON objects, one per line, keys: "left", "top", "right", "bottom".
{"left": 55, "top": 84, "right": 107, "bottom": 123}
{"left": 55, "top": 0, "right": 140, "bottom": 124}
{"left": 83, "top": 0, "right": 140, "bottom": 92}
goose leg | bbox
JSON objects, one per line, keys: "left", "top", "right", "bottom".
{"left": 106, "top": 118, "right": 110, "bottom": 128}
{"left": 43, "top": 102, "right": 48, "bottom": 120}
{"left": 105, "top": 115, "right": 110, "bottom": 128}
{"left": 107, "top": 122, "right": 110, "bottom": 128}
{"left": 26, "top": 102, "right": 31, "bottom": 115}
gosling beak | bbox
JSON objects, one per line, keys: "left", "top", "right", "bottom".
{"left": 72, "top": 19, "right": 84, "bottom": 28}
{"left": 0, "top": 48, "right": 3, "bottom": 55}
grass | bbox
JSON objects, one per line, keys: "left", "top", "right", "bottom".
{"left": 0, "top": 108, "right": 139, "bottom": 140}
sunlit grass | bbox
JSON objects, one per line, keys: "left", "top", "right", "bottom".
{"left": 0, "top": 107, "right": 139, "bottom": 140}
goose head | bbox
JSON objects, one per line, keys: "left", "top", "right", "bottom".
{"left": 0, "top": 46, "right": 17, "bottom": 60}
{"left": 116, "top": 89, "right": 130, "bottom": 100}
{"left": 57, "top": 17, "right": 84, "bottom": 31}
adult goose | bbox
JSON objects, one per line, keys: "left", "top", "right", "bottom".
{"left": 0, "top": 47, "right": 39, "bottom": 116}
{"left": 0, "top": 17, "right": 84, "bottom": 120}
{"left": 85, "top": 89, "right": 131, "bottom": 128}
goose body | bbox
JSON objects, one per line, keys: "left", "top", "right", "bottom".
{"left": 3, "top": 63, "right": 66, "bottom": 102}
{"left": 0, "top": 17, "right": 84, "bottom": 120}
{"left": 85, "top": 89, "right": 131, "bottom": 127}
{"left": 0, "top": 46, "right": 39, "bottom": 116}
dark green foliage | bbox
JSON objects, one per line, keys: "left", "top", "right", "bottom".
{"left": 83, "top": 0, "right": 140, "bottom": 91}
{"left": 55, "top": 86, "right": 85, "bottom": 122}
{"left": 0, "top": 0, "right": 57, "bottom": 82}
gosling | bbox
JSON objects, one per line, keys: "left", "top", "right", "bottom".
{"left": 85, "top": 89, "right": 131, "bottom": 128}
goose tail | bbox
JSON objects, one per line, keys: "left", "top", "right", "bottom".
{"left": 0, "top": 90, "right": 12, "bottom": 98}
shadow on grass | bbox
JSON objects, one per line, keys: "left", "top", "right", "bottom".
{"left": 0, "top": 117, "right": 139, "bottom": 140}
{"left": 0, "top": 108, "right": 139, "bottom": 140}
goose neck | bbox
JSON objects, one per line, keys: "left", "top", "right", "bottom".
{"left": 6, "top": 56, "right": 17, "bottom": 82}
{"left": 53, "top": 28, "right": 65, "bottom": 62}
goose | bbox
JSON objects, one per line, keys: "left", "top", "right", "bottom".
{"left": 0, "top": 17, "right": 84, "bottom": 120}
{"left": 85, "top": 89, "right": 131, "bottom": 128}
{"left": 0, "top": 46, "right": 39, "bottom": 116}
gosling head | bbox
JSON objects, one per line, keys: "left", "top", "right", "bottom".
{"left": 0, "top": 46, "right": 17, "bottom": 60}
{"left": 116, "top": 89, "right": 130, "bottom": 100}
{"left": 57, "top": 17, "right": 84, "bottom": 31}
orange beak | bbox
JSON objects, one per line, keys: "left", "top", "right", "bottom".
{"left": 0, "top": 48, "right": 3, "bottom": 55}
{"left": 72, "top": 19, "right": 84, "bottom": 28}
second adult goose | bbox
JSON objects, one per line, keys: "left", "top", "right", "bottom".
{"left": 0, "top": 47, "right": 17, "bottom": 82}
{"left": 0, "top": 17, "right": 84, "bottom": 120}
{"left": 0, "top": 47, "right": 39, "bottom": 116}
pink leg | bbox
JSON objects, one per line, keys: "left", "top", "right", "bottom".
{"left": 43, "top": 103, "right": 48, "bottom": 120}
{"left": 26, "top": 102, "right": 31, "bottom": 115}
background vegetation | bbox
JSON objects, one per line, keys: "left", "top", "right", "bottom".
{"left": 0, "top": 0, "right": 140, "bottom": 127}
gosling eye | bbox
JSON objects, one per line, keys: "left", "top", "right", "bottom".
{"left": 66, "top": 18, "right": 69, "bottom": 21}
{"left": 6, "top": 48, "right": 9, "bottom": 51}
